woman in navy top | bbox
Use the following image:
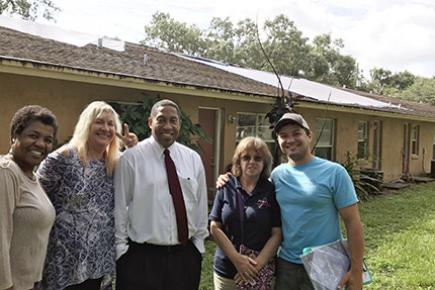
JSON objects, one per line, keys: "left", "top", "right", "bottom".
{"left": 209, "top": 136, "right": 282, "bottom": 290}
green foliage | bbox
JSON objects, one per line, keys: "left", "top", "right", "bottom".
{"left": 110, "top": 96, "right": 208, "bottom": 151}
{"left": 144, "top": 12, "right": 206, "bottom": 56}
{"left": 367, "top": 68, "right": 416, "bottom": 95}
{"left": 142, "top": 13, "right": 362, "bottom": 89}
{"left": 205, "top": 17, "right": 237, "bottom": 64}
{"left": 110, "top": 98, "right": 153, "bottom": 139}
{"left": 0, "top": 0, "right": 59, "bottom": 20}
{"left": 261, "top": 15, "right": 311, "bottom": 77}
{"left": 360, "top": 183, "right": 435, "bottom": 289}
{"left": 365, "top": 68, "right": 435, "bottom": 105}
{"left": 308, "top": 34, "right": 360, "bottom": 88}
{"left": 342, "top": 151, "right": 382, "bottom": 201}
{"left": 398, "top": 76, "right": 435, "bottom": 105}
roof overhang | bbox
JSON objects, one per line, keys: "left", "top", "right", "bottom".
{"left": 0, "top": 56, "right": 274, "bottom": 104}
{"left": 2, "top": 56, "right": 435, "bottom": 123}
{"left": 297, "top": 101, "right": 435, "bottom": 123}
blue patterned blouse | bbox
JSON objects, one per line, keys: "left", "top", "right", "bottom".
{"left": 37, "top": 147, "right": 115, "bottom": 290}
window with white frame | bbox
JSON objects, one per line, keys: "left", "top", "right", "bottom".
{"left": 314, "top": 118, "right": 335, "bottom": 161}
{"left": 236, "top": 113, "right": 274, "bottom": 150}
{"left": 411, "top": 125, "right": 420, "bottom": 156}
{"left": 357, "top": 121, "right": 369, "bottom": 159}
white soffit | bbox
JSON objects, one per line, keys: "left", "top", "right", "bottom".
{"left": 181, "top": 55, "right": 403, "bottom": 110}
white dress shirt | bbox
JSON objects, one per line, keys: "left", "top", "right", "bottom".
{"left": 114, "top": 136, "right": 209, "bottom": 259}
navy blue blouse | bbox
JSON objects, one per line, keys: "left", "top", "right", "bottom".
{"left": 209, "top": 176, "right": 281, "bottom": 279}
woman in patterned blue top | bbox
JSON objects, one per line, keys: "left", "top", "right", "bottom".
{"left": 37, "top": 101, "right": 136, "bottom": 290}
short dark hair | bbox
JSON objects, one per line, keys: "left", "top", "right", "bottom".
{"left": 10, "top": 105, "right": 58, "bottom": 142}
{"left": 150, "top": 99, "right": 181, "bottom": 118}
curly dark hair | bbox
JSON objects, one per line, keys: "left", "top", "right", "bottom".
{"left": 10, "top": 105, "right": 58, "bottom": 142}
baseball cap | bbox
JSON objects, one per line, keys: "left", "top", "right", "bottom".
{"left": 273, "top": 112, "right": 310, "bottom": 134}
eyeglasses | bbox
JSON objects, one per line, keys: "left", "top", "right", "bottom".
{"left": 241, "top": 155, "right": 263, "bottom": 162}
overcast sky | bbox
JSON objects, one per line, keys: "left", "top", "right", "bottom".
{"left": 36, "top": 0, "right": 435, "bottom": 78}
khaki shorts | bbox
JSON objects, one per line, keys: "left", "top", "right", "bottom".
{"left": 213, "top": 272, "right": 236, "bottom": 290}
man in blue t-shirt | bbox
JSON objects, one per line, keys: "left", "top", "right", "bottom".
{"left": 271, "top": 113, "right": 364, "bottom": 290}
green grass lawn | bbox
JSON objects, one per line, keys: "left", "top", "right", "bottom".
{"left": 362, "top": 183, "right": 435, "bottom": 289}
{"left": 199, "top": 182, "right": 435, "bottom": 290}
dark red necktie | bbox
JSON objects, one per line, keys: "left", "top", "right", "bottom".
{"left": 164, "top": 149, "right": 189, "bottom": 246}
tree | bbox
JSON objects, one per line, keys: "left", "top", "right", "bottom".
{"left": 0, "top": 0, "right": 59, "bottom": 20}
{"left": 262, "top": 15, "right": 311, "bottom": 77}
{"left": 398, "top": 77, "right": 435, "bottom": 105}
{"left": 204, "top": 17, "right": 237, "bottom": 64}
{"left": 368, "top": 68, "right": 416, "bottom": 94}
{"left": 308, "top": 34, "right": 360, "bottom": 88}
{"left": 142, "top": 13, "right": 362, "bottom": 88}
{"left": 365, "top": 68, "right": 434, "bottom": 105}
{"left": 143, "top": 12, "right": 206, "bottom": 56}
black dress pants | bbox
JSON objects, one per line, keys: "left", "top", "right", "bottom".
{"left": 116, "top": 240, "right": 202, "bottom": 290}
{"left": 63, "top": 277, "right": 103, "bottom": 290}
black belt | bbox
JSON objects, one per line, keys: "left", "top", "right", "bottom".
{"left": 128, "top": 238, "right": 190, "bottom": 253}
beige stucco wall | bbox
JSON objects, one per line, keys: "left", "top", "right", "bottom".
{"left": 1, "top": 72, "right": 434, "bottom": 182}
{"left": 289, "top": 108, "right": 435, "bottom": 182}
{"left": 0, "top": 72, "right": 272, "bottom": 176}
{"left": 381, "top": 118, "right": 403, "bottom": 181}
{"left": 0, "top": 73, "right": 151, "bottom": 150}
{"left": 408, "top": 122, "right": 435, "bottom": 175}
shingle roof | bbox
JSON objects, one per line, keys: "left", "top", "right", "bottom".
{"left": 0, "top": 26, "right": 278, "bottom": 97}
{"left": 1, "top": 25, "right": 434, "bottom": 121}
{"left": 343, "top": 89, "right": 435, "bottom": 119}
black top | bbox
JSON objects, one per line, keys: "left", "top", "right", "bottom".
{"left": 209, "top": 176, "right": 281, "bottom": 279}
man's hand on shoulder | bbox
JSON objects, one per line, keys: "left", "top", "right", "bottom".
{"left": 216, "top": 172, "right": 232, "bottom": 188}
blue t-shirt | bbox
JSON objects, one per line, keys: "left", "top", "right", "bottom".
{"left": 209, "top": 176, "right": 281, "bottom": 279}
{"left": 271, "top": 157, "right": 358, "bottom": 264}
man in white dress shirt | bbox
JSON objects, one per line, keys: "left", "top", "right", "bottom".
{"left": 114, "top": 99, "right": 208, "bottom": 290}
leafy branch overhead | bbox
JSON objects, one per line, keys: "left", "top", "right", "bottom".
{"left": 0, "top": 0, "right": 59, "bottom": 20}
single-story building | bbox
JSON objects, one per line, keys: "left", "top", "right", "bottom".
{"left": 1, "top": 16, "right": 434, "bottom": 194}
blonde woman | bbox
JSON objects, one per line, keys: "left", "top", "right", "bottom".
{"left": 209, "top": 137, "right": 282, "bottom": 290}
{"left": 37, "top": 101, "right": 136, "bottom": 290}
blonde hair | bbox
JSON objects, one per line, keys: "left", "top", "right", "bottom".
{"left": 231, "top": 136, "right": 273, "bottom": 180}
{"left": 69, "top": 101, "right": 122, "bottom": 176}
